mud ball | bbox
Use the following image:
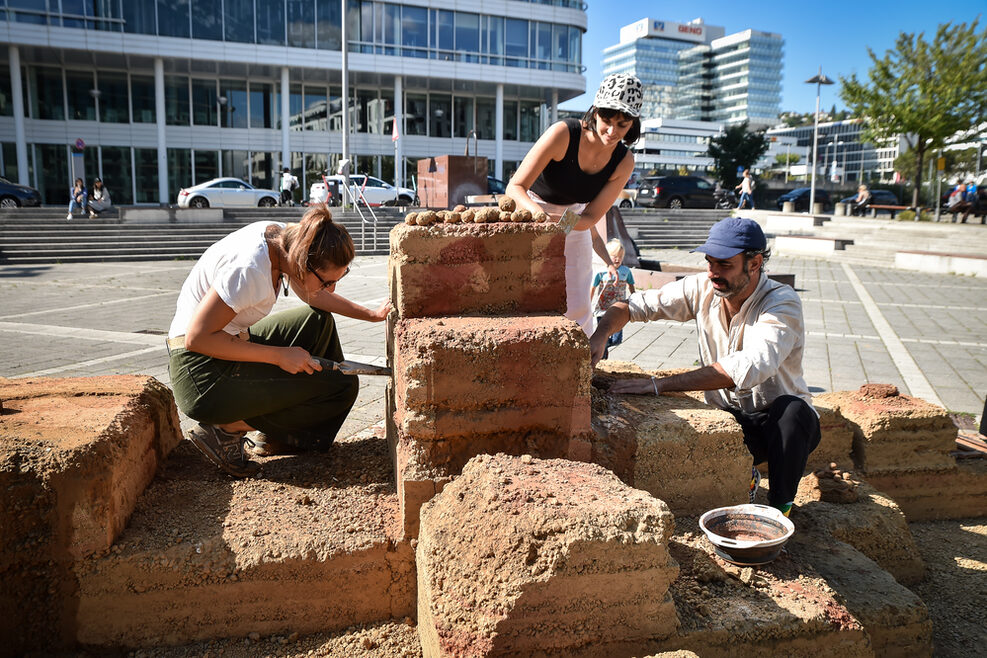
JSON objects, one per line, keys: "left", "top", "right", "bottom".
{"left": 461, "top": 208, "right": 476, "bottom": 223}
{"left": 453, "top": 204, "right": 467, "bottom": 213}
{"left": 417, "top": 210, "right": 439, "bottom": 225}
{"left": 498, "top": 196, "right": 517, "bottom": 212}
{"left": 499, "top": 210, "right": 512, "bottom": 222}
{"left": 511, "top": 209, "right": 532, "bottom": 223}
{"left": 404, "top": 212, "right": 419, "bottom": 224}
{"left": 533, "top": 211, "right": 550, "bottom": 223}
{"left": 444, "top": 211, "right": 462, "bottom": 224}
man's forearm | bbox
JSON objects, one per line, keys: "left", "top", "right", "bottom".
{"left": 598, "top": 302, "right": 630, "bottom": 337}
{"left": 655, "top": 363, "right": 734, "bottom": 394}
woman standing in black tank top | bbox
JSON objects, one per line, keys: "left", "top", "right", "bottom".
{"left": 506, "top": 74, "right": 643, "bottom": 337}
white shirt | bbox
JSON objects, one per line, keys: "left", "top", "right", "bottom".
{"left": 740, "top": 177, "right": 753, "bottom": 194}
{"left": 626, "top": 272, "right": 814, "bottom": 415}
{"left": 168, "top": 221, "right": 285, "bottom": 338}
{"left": 281, "top": 172, "right": 299, "bottom": 191}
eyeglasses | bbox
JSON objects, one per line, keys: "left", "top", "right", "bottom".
{"left": 308, "top": 264, "right": 350, "bottom": 291}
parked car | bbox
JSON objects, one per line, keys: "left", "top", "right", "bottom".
{"left": 635, "top": 176, "right": 716, "bottom": 209}
{"left": 487, "top": 176, "right": 507, "bottom": 194}
{"left": 776, "top": 187, "right": 831, "bottom": 212}
{"left": 838, "top": 189, "right": 898, "bottom": 212}
{"left": 0, "top": 177, "right": 42, "bottom": 208}
{"left": 177, "top": 178, "right": 279, "bottom": 209}
{"left": 310, "top": 174, "right": 417, "bottom": 207}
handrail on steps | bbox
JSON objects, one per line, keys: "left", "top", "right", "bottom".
{"left": 331, "top": 175, "right": 382, "bottom": 252}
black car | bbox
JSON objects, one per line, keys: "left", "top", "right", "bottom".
{"left": 0, "top": 176, "right": 42, "bottom": 208}
{"left": 636, "top": 176, "right": 716, "bottom": 209}
{"left": 776, "top": 187, "right": 831, "bottom": 212}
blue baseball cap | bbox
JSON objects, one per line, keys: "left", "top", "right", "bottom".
{"left": 692, "top": 217, "right": 766, "bottom": 259}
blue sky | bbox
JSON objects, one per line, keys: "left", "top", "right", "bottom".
{"left": 560, "top": 1, "right": 984, "bottom": 115}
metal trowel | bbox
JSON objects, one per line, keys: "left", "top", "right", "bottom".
{"left": 558, "top": 208, "right": 581, "bottom": 234}
{"left": 315, "top": 357, "right": 392, "bottom": 376}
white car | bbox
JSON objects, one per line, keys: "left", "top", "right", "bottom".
{"left": 309, "top": 174, "right": 417, "bottom": 207}
{"left": 177, "top": 177, "right": 279, "bottom": 209}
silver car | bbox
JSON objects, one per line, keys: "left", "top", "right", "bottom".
{"left": 177, "top": 177, "right": 279, "bottom": 209}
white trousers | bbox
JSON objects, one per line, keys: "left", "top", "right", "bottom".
{"left": 526, "top": 192, "right": 593, "bottom": 336}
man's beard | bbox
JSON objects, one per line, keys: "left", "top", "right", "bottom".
{"left": 711, "top": 270, "right": 751, "bottom": 298}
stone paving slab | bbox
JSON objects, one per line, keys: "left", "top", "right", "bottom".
{"left": 0, "top": 250, "right": 984, "bottom": 437}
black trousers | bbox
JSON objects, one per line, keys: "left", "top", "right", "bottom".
{"left": 729, "top": 395, "right": 821, "bottom": 507}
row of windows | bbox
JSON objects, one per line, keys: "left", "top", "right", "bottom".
{"left": 0, "top": 67, "right": 546, "bottom": 140}
{"left": 1, "top": 1, "right": 583, "bottom": 72}
{"left": 0, "top": 141, "right": 525, "bottom": 207}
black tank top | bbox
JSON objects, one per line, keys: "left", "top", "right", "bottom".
{"left": 529, "top": 118, "right": 628, "bottom": 205}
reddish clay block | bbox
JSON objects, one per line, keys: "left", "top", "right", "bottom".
{"left": 0, "top": 375, "right": 182, "bottom": 653}
{"left": 389, "top": 222, "right": 566, "bottom": 318}
{"left": 393, "top": 316, "right": 591, "bottom": 441}
{"left": 815, "top": 386, "right": 956, "bottom": 474}
{"left": 417, "top": 454, "right": 679, "bottom": 657}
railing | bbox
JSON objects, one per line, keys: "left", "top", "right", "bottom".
{"left": 336, "top": 177, "right": 382, "bottom": 253}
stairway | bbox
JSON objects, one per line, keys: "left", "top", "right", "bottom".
{"left": 0, "top": 207, "right": 404, "bottom": 264}
{"left": 618, "top": 208, "right": 724, "bottom": 250}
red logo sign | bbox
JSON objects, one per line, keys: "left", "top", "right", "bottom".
{"left": 678, "top": 25, "right": 703, "bottom": 35}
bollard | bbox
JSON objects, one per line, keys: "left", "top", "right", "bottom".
{"left": 812, "top": 202, "right": 826, "bottom": 215}
{"left": 833, "top": 202, "right": 846, "bottom": 216}
{"left": 782, "top": 201, "right": 795, "bottom": 213}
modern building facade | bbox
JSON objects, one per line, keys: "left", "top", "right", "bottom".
{"left": 766, "top": 119, "right": 908, "bottom": 184}
{"left": 602, "top": 17, "right": 782, "bottom": 129}
{"left": 0, "top": 0, "right": 587, "bottom": 205}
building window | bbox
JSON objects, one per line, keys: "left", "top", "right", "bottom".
{"left": 192, "top": 79, "right": 218, "bottom": 126}
{"left": 406, "top": 94, "right": 427, "bottom": 136}
{"left": 251, "top": 151, "right": 277, "bottom": 190}
{"left": 456, "top": 13, "right": 480, "bottom": 63}
{"left": 157, "top": 0, "right": 190, "bottom": 38}
{"left": 402, "top": 5, "right": 427, "bottom": 58}
{"left": 485, "top": 16, "right": 504, "bottom": 66}
{"left": 194, "top": 150, "right": 219, "bottom": 185}
{"left": 222, "top": 149, "right": 249, "bottom": 181}
{"left": 97, "top": 73, "right": 129, "bottom": 123}
{"left": 249, "top": 83, "right": 275, "bottom": 129}
{"left": 168, "top": 148, "right": 191, "bottom": 200}
{"left": 192, "top": 0, "right": 222, "bottom": 40}
{"left": 503, "top": 100, "right": 518, "bottom": 141}
{"left": 454, "top": 97, "right": 474, "bottom": 138}
{"left": 30, "top": 67, "right": 64, "bottom": 121}
{"left": 165, "top": 76, "right": 190, "bottom": 126}
{"left": 131, "top": 75, "right": 156, "bottom": 123}
{"left": 2, "top": 143, "right": 18, "bottom": 181}
{"left": 316, "top": 0, "right": 342, "bottom": 50}
{"left": 123, "top": 0, "right": 156, "bottom": 34}
{"left": 101, "top": 146, "right": 133, "bottom": 205}
{"left": 33, "top": 144, "right": 68, "bottom": 205}
{"left": 66, "top": 71, "right": 96, "bottom": 121}
{"left": 287, "top": 0, "right": 316, "bottom": 48}
{"left": 224, "top": 0, "right": 253, "bottom": 42}
{"left": 303, "top": 85, "right": 327, "bottom": 131}
{"left": 476, "top": 97, "right": 495, "bottom": 140}
{"left": 256, "top": 0, "right": 285, "bottom": 45}
{"left": 430, "top": 94, "right": 451, "bottom": 138}
{"left": 505, "top": 19, "right": 527, "bottom": 67}
{"left": 134, "top": 147, "right": 158, "bottom": 203}
{"left": 519, "top": 101, "right": 540, "bottom": 142}
{"left": 433, "top": 10, "right": 453, "bottom": 60}
{"left": 220, "top": 81, "right": 248, "bottom": 129}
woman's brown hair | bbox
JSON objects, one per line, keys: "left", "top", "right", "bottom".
{"left": 581, "top": 106, "right": 641, "bottom": 146}
{"left": 281, "top": 203, "right": 354, "bottom": 278}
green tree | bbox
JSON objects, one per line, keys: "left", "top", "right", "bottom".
{"left": 774, "top": 153, "right": 801, "bottom": 166}
{"left": 840, "top": 20, "right": 987, "bottom": 207}
{"left": 893, "top": 147, "right": 979, "bottom": 182}
{"left": 707, "top": 121, "right": 769, "bottom": 187}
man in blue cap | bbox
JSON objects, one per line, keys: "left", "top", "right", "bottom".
{"left": 590, "top": 217, "right": 819, "bottom": 517}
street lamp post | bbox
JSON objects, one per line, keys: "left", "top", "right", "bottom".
{"left": 805, "top": 67, "right": 834, "bottom": 213}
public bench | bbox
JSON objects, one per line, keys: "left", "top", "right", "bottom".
{"left": 774, "top": 234, "right": 853, "bottom": 256}
{"left": 869, "top": 204, "right": 911, "bottom": 219}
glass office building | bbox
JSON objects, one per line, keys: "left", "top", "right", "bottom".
{"left": 603, "top": 18, "right": 782, "bottom": 129}
{"left": 0, "top": 0, "right": 586, "bottom": 204}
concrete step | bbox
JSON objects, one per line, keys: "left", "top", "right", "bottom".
{"left": 73, "top": 428, "right": 416, "bottom": 650}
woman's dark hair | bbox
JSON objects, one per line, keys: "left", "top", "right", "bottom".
{"left": 581, "top": 106, "right": 641, "bottom": 146}
{"left": 281, "top": 203, "right": 354, "bottom": 278}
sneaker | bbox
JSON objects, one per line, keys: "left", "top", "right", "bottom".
{"left": 186, "top": 422, "right": 260, "bottom": 478}
{"left": 89, "top": 210, "right": 96, "bottom": 219}
{"left": 244, "top": 431, "right": 303, "bottom": 457}
{"left": 66, "top": 213, "right": 73, "bottom": 220}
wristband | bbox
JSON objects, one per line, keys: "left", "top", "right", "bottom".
{"left": 651, "top": 376, "right": 659, "bottom": 395}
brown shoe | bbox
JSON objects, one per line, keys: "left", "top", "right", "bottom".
{"left": 187, "top": 423, "right": 260, "bottom": 478}
{"left": 244, "top": 431, "right": 303, "bottom": 457}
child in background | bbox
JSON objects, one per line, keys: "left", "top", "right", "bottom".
{"left": 591, "top": 239, "right": 635, "bottom": 359}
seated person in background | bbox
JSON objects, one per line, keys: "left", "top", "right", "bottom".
{"left": 959, "top": 180, "right": 981, "bottom": 223}
{"left": 591, "top": 239, "right": 635, "bottom": 360}
{"left": 590, "top": 217, "right": 820, "bottom": 517}
{"left": 852, "top": 184, "right": 872, "bottom": 216}
{"left": 87, "top": 178, "right": 112, "bottom": 218}
{"left": 67, "top": 178, "right": 86, "bottom": 220}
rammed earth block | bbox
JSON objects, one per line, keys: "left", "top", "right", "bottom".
{"left": 417, "top": 454, "right": 679, "bottom": 657}
{"left": 392, "top": 315, "right": 591, "bottom": 442}
{"left": 0, "top": 375, "right": 182, "bottom": 653}
{"left": 388, "top": 222, "right": 566, "bottom": 318}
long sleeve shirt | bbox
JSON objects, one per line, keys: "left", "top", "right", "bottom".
{"left": 626, "top": 272, "right": 814, "bottom": 415}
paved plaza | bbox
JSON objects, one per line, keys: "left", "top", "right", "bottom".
{"left": 1, "top": 250, "right": 985, "bottom": 438}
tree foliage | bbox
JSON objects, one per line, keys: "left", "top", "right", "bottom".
{"left": 774, "top": 152, "right": 801, "bottom": 165}
{"left": 840, "top": 20, "right": 987, "bottom": 207}
{"left": 707, "top": 122, "right": 769, "bottom": 187}
{"left": 893, "top": 147, "right": 981, "bottom": 182}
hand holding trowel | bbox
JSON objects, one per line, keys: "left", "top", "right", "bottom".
{"left": 557, "top": 207, "right": 581, "bottom": 234}
{"left": 314, "top": 357, "right": 391, "bottom": 376}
